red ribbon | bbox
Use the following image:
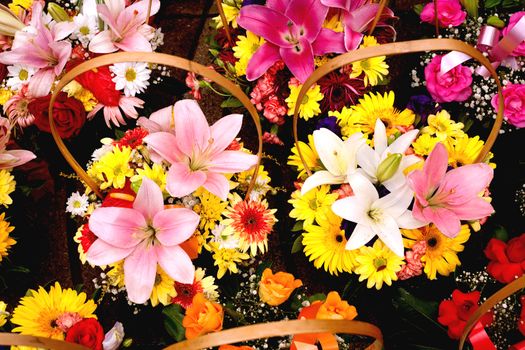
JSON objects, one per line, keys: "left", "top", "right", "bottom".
{"left": 468, "top": 321, "right": 496, "bottom": 350}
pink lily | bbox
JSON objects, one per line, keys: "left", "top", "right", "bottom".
{"left": 144, "top": 100, "right": 258, "bottom": 200}
{"left": 89, "top": 0, "right": 160, "bottom": 53}
{"left": 86, "top": 177, "right": 200, "bottom": 304}
{"left": 137, "top": 105, "right": 174, "bottom": 134}
{"left": 0, "top": 2, "right": 75, "bottom": 97}
{"left": 0, "top": 117, "right": 35, "bottom": 169}
{"left": 237, "top": 0, "right": 346, "bottom": 82}
{"left": 320, "top": 0, "right": 396, "bottom": 50}
{"left": 407, "top": 143, "right": 494, "bottom": 238}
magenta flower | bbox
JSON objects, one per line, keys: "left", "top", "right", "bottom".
{"left": 407, "top": 143, "right": 494, "bottom": 238}
{"left": 87, "top": 177, "right": 199, "bottom": 304}
{"left": 420, "top": 0, "right": 466, "bottom": 28}
{"left": 89, "top": 0, "right": 160, "bottom": 53}
{"left": 491, "top": 83, "right": 525, "bottom": 128}
{"left": 321, "top": 0, "right": 396, "bottom": 51}
{"left": 237, "top": 0, "right": 345, "bottom": 82}
{"left": 424, "top": 54, "right": 472, "bottom": 103}
{"left": 144, "top": 100, "right": 258, "bottom": 200}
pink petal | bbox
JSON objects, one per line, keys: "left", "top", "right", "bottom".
{"left": 114, "top": 31, "right": 152, "bottom": 52}
{"left": 245, "top": 43, "right": 281, "bottom": 81}
{"left": 89, "top": 30, "right": 118, "bottom": 53}
{"left": 121, "top": 0, "right": 160, "bottom": 28}
{"left": 156, "top": 244, "right": 194, "bottom": 284}
{"left": 320, "top": 0, "right": 353, "bottom": 10}
{"left": 0, "top": 150, "right": 36, "bottom": 169}
{"left": 97, "top": 3, "right": 123, "bottom": 38}
{"left": 207, "top": 150, "right": 258, "bottom": 173}
{"left": 49, "top": 41, "right": 72, "bottom": 76}
{"left": 423, "top": 206, "right": 461, "bottom": 238}
{"left": 102, "top": 0, "right": 126, "bottom": 21}
{"left": 153, "top": 208, "right": 199, "bottom": 246}
{"left": 210, "top": 114, "right": 243, "bottom": 155}
{"left": 166, "top": 162, "right": 207, "bottom": 198}
{"left": 344, "top": 3, "right": 379, "bottom": 32}
{"left": 424, "top": 143, "right": 449, "bottom": 192}
{"left": 143, "top": 132, "right": 181, "bottom": 164}
{"left": 51, "top": 21, "right": 75, "bottom": 41}
{"left": 237, "top": 6, "right": 292, "bottom": 47}
{"left": 343, "top": 28, "right": 363, "bottom": 51}
{"left": 28, "top": 69, "right": 55, "bottom": 98}
{"left": 0, "top": 46, "right": 46, "bottom": 68}
{"left": 312, "top": 28, "right": 346, "bottom": 55}
{"left": 133, "top": 177, "right": 164, "bottom": 220}
{"left": 449, "top": 198, "right": 494, "bottom": 221}
{"left": 280, "top": 38, "right": 314, "bottom": 83}
{"left": 266, "top": 0, "right": 287, "bottom": 12}
{"left": 439, "top": 164, "right": 493, "bottom": 205}
{"left": 124, "top": 242, "right": 158, "bottom": 304}
{"left": 173, "top": 100, "right": 211, "bottom": 156}
{"left": 89, "top": 207, "right": 145, "bottom": 248}
{"left": 144, "top": 105, "right": 173, "bottom": 132}
{"left": 203, "top": 172, "right": 231, "bottom": 200}
{"left": 86, "top": 239, "right": 134, "bottom": 266}
{"left": 285, "top": 0, "right": 327, "bottom": 41}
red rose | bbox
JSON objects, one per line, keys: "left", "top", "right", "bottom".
{"left": 75, "top": 64, "right": 120, "bottom": 106}
{"left": 484, "top": 235, "right": 525, "bottom": 284}
{"left": 28, "top": 92, "right": 86, "bottom": 139}
{"left": 65, "top": 318, "right": 104, "bottom": 350}
{"left": 438, "top": 290, "right": 493, "bottom": 340}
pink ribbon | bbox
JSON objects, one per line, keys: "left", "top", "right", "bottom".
{"left": 440, "top": 16, "right": 525, "bottom": 77}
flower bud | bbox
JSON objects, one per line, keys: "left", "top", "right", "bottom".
{"left": 102, "top": 322, "right": 125, "bottom": 350}
{"left": 0, "top": 5, "right": 25, "bottom": 36}
{"left": 487, "top": 16, "right": 505, "bottom": 29}
{"left": 376, "top": 153, "right": 402, "bottom": 184}
{"left": 47, "top": 3, "right": 71, "bottom": 22}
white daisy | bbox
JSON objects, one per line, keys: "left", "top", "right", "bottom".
{"left": 110, "top": 62, "right": 151, "bottom": 97}
{"left": 211, "top": 224, "right": 240, "bottom": 249}
{"left": 72, "top": 13, "right": 98, "bottom": 47}
{"left": 66, "top": 191, "right": 90, "bottom": 217}
{"left": 6, "top": 65, "right": 37, "bottom": 90}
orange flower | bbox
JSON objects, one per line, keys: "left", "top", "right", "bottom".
{"left": 258, "top": 268, "right": 303, "bottom": 306}
{"left": 316, "top": 291, "right": 357, "bottom": 320}
{"left": 182, "top": 293, "right": 223, "bottom": 339}
{"left": 218, "top": 346, "right": 254, "bottom": 350}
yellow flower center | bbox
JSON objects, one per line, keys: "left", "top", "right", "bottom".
{"left": 73, "top": 201, "right": 81, "bottom": 208}
{"left": 79, "top": 26, "right": 90, "bottom": 35}
{"left": 373, "top": 257, "right": 387, "bottom": 271}
{"left": 18, "top": 69, "right": 28, "bottom": 81}
{"left": 125, "top": 68, "right": 137, "bottom": 82}
{"left": 367, "top": 208, "right": 383, "bottom": 223}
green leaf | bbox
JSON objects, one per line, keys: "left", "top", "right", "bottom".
{"left": 291, "top": 221, "right": 303, "bottom": 232}
{"left": 8, "top": 266, "right": 30, "bottom": 274}
{"left": 221, "top": 97, "right": 243, "bottom": 108}
{"left": 291, "top": 234, "right": 304, "bottom": 254}
{"left": 209, "top": 48, "right": 219, "bottom": 57}
{"left": 413, "top": 3, "right": 424, "bottom": 15}
{"left": 308, "top": 293, "right": 326, "bottom": 303}
{"left": 114, "top": 129, "right": 125, "bottom": 139}
{"left": 501, "top": 0, "right": 521, "bottom": 8}
{"left": 256, "top": 261, "right": 273, "bottom": 277}
{"left": 163, "top": 304, "right": 186, "bottom": 341}
{"left": 393, "top": 288, "right": 446, "bottom": 332}
{"left": 484, "top": 0, "right": 501, "bottom": 8}
{"left": 460, "top": 0, "right": 478, "bottom": 17}
{"left": 493, "top": 225, "right": 508, "bottom": 241}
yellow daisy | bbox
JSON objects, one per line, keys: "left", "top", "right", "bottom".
{"left": 289, "top": 185, "right": 338, "bottom": 227}
{"left": 232, "top": 31, "right": 265, "bottom": 76}
{"left": 0, "top": 301, "right": 8, "bottom": 327}
{"left": 286, "top": 83, "right": 324, "bottom": 121}
{"left": 11, "top": 282, "right": 97, "bottom": 339}
{"left": 89, "top": 146, "right": 134, "bottom": 190}
{"left": 303, "top": 210, "right": 357, "bottom": 275}
{"left": 0, "top": 213, "right": 15, "bottom": 262}
{"left": 402, "top": 224, "right": 471, "bottom": 280}
{"left": 106, "top": 262, "right": 125, "bottom": 288}
{"left": 446, "top": 135, "right": 494, "bottom": 168}
{"left": 0, "top": 89, "right": 13, "bottom": 105}
{"left": 235, "top": 165, "right": 272, "bottom": 198}
{"left": 8, "top": 0, "right": 32, "bottom": 15}
{"left": 412, "top": 133, "right": 440, "bottom": 157}
{"left": 63, "top": 81, "right": 98, "bottom": 112}
{"left": 0, "top": 170, "right": 15, "bottom": 208}
{"left": 130, "top": 163, "right": 167, "bottom": 192}
{"left": 350, "top": 36, "right": 389, "bottom": 86}
{"left": 195, "top": 268, "right": 219, "bottom": 301}
{"left": 422, "top": 110, "right": 465, "bottom": 142}
{"left": 354, "top": 240, "right": 404, "bottom": 289}
{"left": 213, "top": 3, "right": 239, "bottom": 29}
{"left": 288, "top": 134, "right": 322, "bottom": 179}
{"left": 329, "top": 107, "right": 365, "bottom": 139}
{"left": 194, "top": 188, "right": 228, "bottom": 233}
{"left": 210, "top": 242, "right": 250, "bottom": 279}
{"left": 150, "top": 267, "right": 177, "bottom": 307}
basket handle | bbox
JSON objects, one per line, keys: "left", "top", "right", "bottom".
{"left": 163, "top": 319, "right": 383, "bottom": 350}
{"left": 292, "top": 38, "right": 504, "bottom": 176}
{"left": 48, "top": 52, "right": 263, "bottom": 200}
{"left": 0, "top": 333, "right": 90, "bottom": 350}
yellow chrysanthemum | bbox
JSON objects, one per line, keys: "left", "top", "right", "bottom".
{"left": 106, "top": 262, "right": 125, "bottom": 288}
{"left": 323, "top": 13, "right": 344, "bottom": 32}
{"left": 73, "top": 225, "right": 89, "bottom": 265}
{"left": 288, "top": 134, "right": 322, "bottom": 179}
{"left": 210, "top": 242, "right": 250, "bottom": 279}
{"left": 11, "top": 282, "right": 97, "bottom": 339}
{"left": 89, "top": 146, "right": 134, "bottom": 190}
{"left": 0, "top": 170, "right": 15, "bottom": 208}
{"left": 194, "top": 188, "right": 228, "bottom": 233}
{"left": 315, "top": 56, "right": 330, "bottom": 67}
{"left": 422, "top": 110, "right": 465, "bottom": 142}
{"left": 329, "top": 108, "right": 364, "bottom": 139}
{"left": 354, "top": 240, "right": 404, "bottom": 289}
{"left": 303, "top": 210, "right": 357, "bottom": 275}
{"left": 63, "top": 81, "right": 98, "bottom": 112}
{"left": 195, "top": 268, "right": 219, "bottom": 301}
{"left": 350, "top": 36, "right": 389, "bottom": 86}
{"left": 339, "top": 91, "right": 415, "bottom": 138}
{"left": 150, "top": 267, "right": 177, "bottom": 307}
{"left": 0, "top": 301, "right": 8, "bottom": 327}
{"left": 402, "top": 224, "right": 471, "bottom": 280}
{"left": 289, "top": 186, "right": 338, "bottom": 227}
{"left": 446, "top": 135, "right": 494, "bottom": 168}
{"left": 0, "top": 213, "right": 15, "bottom": 262}
{"left": 130, "top": 163, "right": 167, "bottom": 192}
{"left": 213, "top": 3, "right": 239, "bottom": 29}
{"left": 412, "top": 133, "right": 440, "bottom": 157}
{"left": 232, "top": 31, "right": 265, "bottom": 76}
{"left": 8, "top": 0, "right": 32, "bottom": 15}
{"left": 286, "top": 83, "right": 324, "bottom": 121}
{"left": 0, "top": 89, "right": 13, "bottom": 106}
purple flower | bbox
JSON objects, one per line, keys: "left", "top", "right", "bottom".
{"left": 242, "top": 0, "right": 265, "bottom": 5}
{"left": 406, "top": 95, "right": 442, "bottom": 124}
{"left": 315, "top": 116, "right": 341, "bottom": 137}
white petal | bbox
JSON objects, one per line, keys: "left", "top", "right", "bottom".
{"left": 341, "top": 132, "right": 366, "bottom": 174}
{"left": 396, "top": 210, "right": 427, "bottom": 229}
{"left": 387, "top": 129, "right": 419, "bottom": 155}
{"left": 375, "top": 215, "right": 404, "bottom": 257}
{"left": 301, "top": 170, "right": 344, "bottom": 195}
{"left": 331, "top": 196, "right": 369, "bottom": 226}
{"left": 356, "top": 143, "right": 380, "bottom": 181}
{"left": 373, "top": 119, "right": 388, "bottom": 155}
{"left": 345, "top": 224, "right": 375, "bottom": 250}
{"left": 375, "top": 186, "right": 414, "bottom": 218}
{"left": 347, "top": 172, "right": 379, "bottom": 203}
{"left": 313, "top": 128, "right": 345, "bottom": 176}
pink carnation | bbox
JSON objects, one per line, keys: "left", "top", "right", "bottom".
{"left": 263, "top": 95, "right": 287, "bottom": 125}
{"left": 424, "top": 55, "right": 472, "bottom": 103}
{"left": 420, "top": 0, "right": 466, "bottom": 27}
{"left": 502, "top": 12, "right": 525, "bottom": 57}
{"left": 397, "top": 241, "right": 426, "bottom": 280}
{"left": 262, "top": 132, "right": 284, "bottom": 146}
{"left": 491, "top": 83, "right": 525, "bottom": 128}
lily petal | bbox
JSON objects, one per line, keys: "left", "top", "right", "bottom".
{"left": 313, "top": 128, "right": 345, "bottom": 176}
{"left": 396, "top": 210, "right": 427, "bottom": 229}
{"left": 346, "top": 223, "right": 375, "bottom": 250}
{"left": 154, "top": 208, "right": 199, "bottom": 246}
{"left": 207, "top": 150, "right": 258, "bottom": 173}
{"left": 312, "top": 28, "right": 346, "bottom": 55}
{"left": 285, "top": 0, "right": 327, "bottom": 41}
{"left": 439, "top": 163, "right": 493, "bottom": 205}
{"left": 301, "top": 170, "right": 344, "bottom": 195}
{"left": 237, "top": 5, "right": 292, "bottom": 47}
{"left": 266, "top": 0, "right": 287, "bottom": 12}
{"left": 331, "top": 196, "right": 369, "bottom": 226}
{"left": 343, "top": 28, "right": 363, "bottom": 51}
{"left": 373, "top": 119, "right": 388, "bottom": 155}
{"left": 124, "top": 242, "right": 157, "bottom": 304}
{"left": 133, "top": 177, "right": 164, "bottom": 220}
{"left": 376, "top": 186, "right": 414, "bottom": 218}
{"left": 376, "top": 215, "right": 404, "bottom": 257}
{"left": 86, "top": 239, "right": 134, "bottom": 266}
{"left": 422, "top": 206, "right": 461, "bottom": 238}
{"left": 0, "top": 149, "right": 36, "bottom": 169}
{"left": 28, "top": 69, "right": 55, "bottom": 98}
{"left": 89, "top": 207, "right": 145, "bottom": 248}
{"left": 347, "top": 172, "right": 379, "bottom": 203}
{"left": 114, "top": 30, "right": 152, "bottom": 52}
{"left": 89, "top": 30, "right": 118, "bottom": 53}
{"left": 356, "top": 141, "right": 379, "bottom": 181}
{"left": 448, "top": 198, "right": 494, "bottom": 221}
{"left": 423, "top": 143, "right": 449, "bottom": 192}
{"left": 280, "top": 38, "right": 314, "bottom": 83}
{"left": 210, "top": 114, "right": 243, "bottom": 156}
{"left": 143, "top": 132, "right": 181, "bottom": 164}
{"left": 166, "top": 162, "right": 207, "bottom": 198}
{"left": 203, "top": 172, "right": 231, "bottom": 200}
{"left": 173, "top": 100, "right": 211, "bottom": 156}
{"left": 388, "top": 129, "right": 419, "bottom": 155}
{"left": 156, "top": 244, "right": 195, "bottom": 284}
{"left": 245, "top": 43, "right": 281, "bottom": 81}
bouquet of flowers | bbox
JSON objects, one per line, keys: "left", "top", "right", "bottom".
{"left": 0, "top": 0, "right": 164, "bottom": 138}
{"left": 190, "top": 0, "right": 397, "bottom": 145}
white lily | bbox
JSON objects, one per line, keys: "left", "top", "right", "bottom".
{"left": 355, "top": 119, "right": 420, "bottom": 191}
{"left": 331, "top": 173, "right": 425, "bottom": 256}
{"left": 301, "top": 128, "right": 365, "bottom": 195}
